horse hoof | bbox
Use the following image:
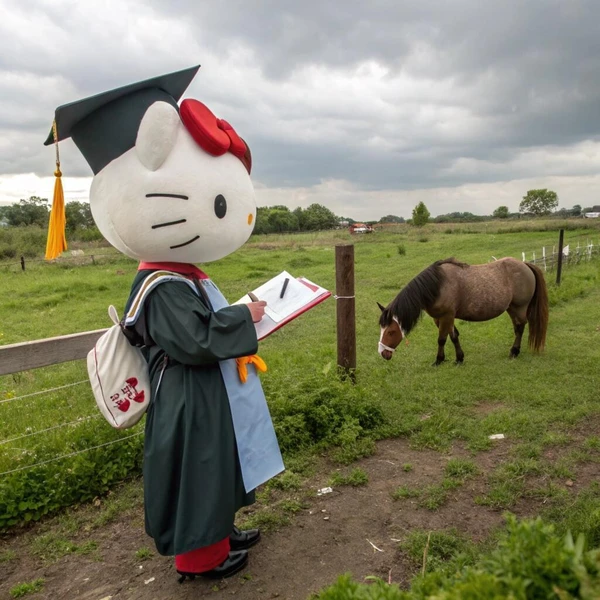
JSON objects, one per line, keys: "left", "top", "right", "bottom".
{"left": 454, "top": 360, "right": 464, "bottom": 366}
{"left": 432, "top": 360, "right": 445, "bottom": 367}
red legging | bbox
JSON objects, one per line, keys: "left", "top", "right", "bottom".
{"left": 175, "top": 537, "right": 230, "bottom": 573}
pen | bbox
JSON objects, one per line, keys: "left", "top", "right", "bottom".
{"left": 248, "top": 292, "right": 259, "bottom": 302}
{"left": 280, "top": 278, "right": 289, "bottom": 299}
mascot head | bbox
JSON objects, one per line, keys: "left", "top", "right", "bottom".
{"left": 45, "top": 65, "right": 256, "bottom": 263}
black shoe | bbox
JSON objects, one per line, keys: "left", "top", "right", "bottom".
{"left": 229, "top": 525, "right": 261, "bottom": 551}
{"left": 177, "top": 550, "right": 248, "bottom": 582}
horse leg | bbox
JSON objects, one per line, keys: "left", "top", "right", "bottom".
{"left": 507, "top": 307, "right": 527, "bottom": 358}
{"left": 449, "top": 325, "right": 465, "bottom": 364}
{"left": 433, "top": 317, "right": 453, "bottom": 366}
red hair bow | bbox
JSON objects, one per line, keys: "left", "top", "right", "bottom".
{"left": 180, "top": 99, "right": 252, "bottom": 174}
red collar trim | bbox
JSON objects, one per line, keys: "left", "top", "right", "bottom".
{"left": 138, "top": 261, "right": 209, "bottom": 279}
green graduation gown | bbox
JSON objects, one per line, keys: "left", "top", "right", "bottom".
{"left": 125, "top": 270, "right": 258, "bottom": 556}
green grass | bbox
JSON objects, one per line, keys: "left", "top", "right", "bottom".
{"left": 1, "top": 221, "right": 600, "bottom": 530}
{"left": 392, "top": 459, "right": 478, "bottom": 510}
{"left": 0, "top": 549, "right": 17, "bottom": 562}
{"left": 266, "top": 470, "right": 303, "bottom": 491}
{"left": 135, "top": 547, "right": 153, "bottom": 561}
{"left": 444, "top": 458, "right": 478, "bottom": 480}
{"left": 30, "top": 533, "right": 98, "bottom": 563}
{"left": 9, "top": 579, "right": 44, "bottom": 598}
{"left": 392, "top": 485, "right": 420, "bottom": 500}
{"left": 329, "top": 468, "right": 369, "bottom": 487}
{"left": 399, "top": 528, "right": 480, "bottom": 574}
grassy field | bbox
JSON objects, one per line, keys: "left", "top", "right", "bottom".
{"left": 0, "top": 220, "right": 599, "bottom": 529}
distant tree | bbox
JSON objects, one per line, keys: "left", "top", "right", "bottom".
{"left": 379, "top": 214, "right": 405, "bottom": 223}
{"left": 493, "top": 206, "right": 510, "bottom": 219}
{"left": 252, "top": 203, "right": 341, "bottom": 234}
{"left": 268, "top": 209, "right": 299, "bottom": 233}
{"left": 64, "top": 201, "right": 95, "bottom": 231}
{"left": 293, "top": 207, "right": 307, "bottom": 230}
{"left": 411, "top": 202, "right": 430, "bottom": 227}
{"left": 253, "top": 207, "right": 271, "bottom": 234}
{"left": 571, "top": 204, "right": 582, "bottom": 217}
{"left": 302, "top": 203, "right": 338, "bottom": 231}
{"left": 519, "top": 189, "right": 558, "bottom": 216}
{"left": 2, "top": 196, "right": 49, "bottom": 227}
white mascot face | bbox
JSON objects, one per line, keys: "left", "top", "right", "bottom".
{"left": 89, "top": 100, "right": 256, "bottom": 263}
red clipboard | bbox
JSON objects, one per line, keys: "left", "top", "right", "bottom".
{"left": 256, "top": 277, "right": 331, "bottom": 340}
{"left": 235, "top": 273, "right": 331, "bottom": 341}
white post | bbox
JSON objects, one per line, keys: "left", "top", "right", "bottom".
{"left": 542, "top": 246, "right": 546, "bottom": 271}
{"left": 522, "top": 252, "right": 526, "bottom": 261}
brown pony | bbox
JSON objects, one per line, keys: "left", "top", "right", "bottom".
{"left": 378, "top": 257, "right": 548, "bottom": 365}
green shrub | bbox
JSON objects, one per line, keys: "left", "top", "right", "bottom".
{"left": 72, "top": 227, "right": 105, "bottom": 243}
{"left": 315, "top": 516, "right": 600, "bottom": 599}
{"left": 0, "top": 245, "right": 17, "bottom": 259}
{"left": 269, "top": 376, "right": 385, "bottom": 456}
{"left": 0, "top": 433, "right": 143, "bottom": 530}
{"left": 0, "top": 226, "right": 47, "bottom": 259}
{"left": 1, "top": 374, "right": 385, "bottom": 529}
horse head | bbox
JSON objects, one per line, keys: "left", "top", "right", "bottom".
{"left": 377, "top": 302, "right": 405, "bottom": 360}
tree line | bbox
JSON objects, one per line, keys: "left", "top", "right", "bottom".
{"left": 0, "top": 196, "right": 95, "bottom": 231}
{"left": 0, "top": 190, "right": 595, "bottom": 235}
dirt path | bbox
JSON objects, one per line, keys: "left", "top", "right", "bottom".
{"left": 0, "top": 436, "right": 585, "bottom": 600}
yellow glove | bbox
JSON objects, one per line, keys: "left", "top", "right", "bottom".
{"left": 235, "top": 354, "right": 267, "bottom": 383}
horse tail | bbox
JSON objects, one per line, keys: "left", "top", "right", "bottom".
{"left": 525, "top": 262, "right": 549, "bottom": 352}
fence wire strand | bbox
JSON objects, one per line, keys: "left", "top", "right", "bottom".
{"left": 0, "top": 432, "right": 143, "bottom": 476}
{"left": 0, "top": 380, "right": 88, "bottom": 405}
{"left": 0, "top": 414, "right": 101, "bottom": 446}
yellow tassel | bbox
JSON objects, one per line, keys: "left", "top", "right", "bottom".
{"left": 45, "top": 121, "right": 67, "bottom": 260}
{"left": 236, "top": 354, "right": 268, "bottom": 383}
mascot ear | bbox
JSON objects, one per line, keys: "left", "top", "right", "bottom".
{"left": 135, "top": 101, "right": 180, "bottom": 171}
{"left": 377, "top": 302, "right": 386, "bottom": 313}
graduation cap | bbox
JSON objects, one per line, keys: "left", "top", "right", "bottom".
{"left": 44, "top": 65, "right": 200, "bottom": 259}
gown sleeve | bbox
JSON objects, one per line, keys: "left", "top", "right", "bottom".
{"left": 144, "top": 281, "right": 258, "bottom": 366}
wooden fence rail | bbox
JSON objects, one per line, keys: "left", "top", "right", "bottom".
{"left": 0, "top": 329, "right": 108, "bottom": 376}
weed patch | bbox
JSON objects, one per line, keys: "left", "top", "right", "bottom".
{"left": 329, "top": 468, "right": 369, "bottom": 487}
{"left": 9, "top": 579, "right": 44, "bottom": 598}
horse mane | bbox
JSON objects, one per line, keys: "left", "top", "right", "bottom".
{"left": 379, "top": 258, "right": 468, "bottom": 333}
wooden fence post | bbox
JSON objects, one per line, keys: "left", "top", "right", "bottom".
{"left": 20, "top": 256, "right": 25, "bottom": 271}
{"left": 556, "top": 229, "right": 564, "bottom": 286}
{"left": 335, "top": 244, "right": 356, "bottom": 381}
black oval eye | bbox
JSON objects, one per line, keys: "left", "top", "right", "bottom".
{"left": 214, "top": 194, "right": 227, "bottom": 219}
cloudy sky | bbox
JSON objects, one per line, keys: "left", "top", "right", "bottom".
{"left": 1, "top": 0, "right": 599, "bottom": 221}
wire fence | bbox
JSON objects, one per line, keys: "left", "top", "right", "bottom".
{"left": 521, "top": 239, "right": 599, "bottom": 272}
{"left": 0, "top": 432, "right": 142, "bottom": 477}
{"left": 0, "top": 370, "right": 139, "bottom": 478}
{"left": 0, "top": 250, "right": 130, "bottom": 272}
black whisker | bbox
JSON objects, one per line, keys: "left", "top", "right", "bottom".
{"left": 146, "top": 193, "right": 189, "bottom": 200}
{"left": 170, "top": 235, "right": 200, "bottom": 249}
{"left": 152, "top": 219, "right": 187, "bottom": 229}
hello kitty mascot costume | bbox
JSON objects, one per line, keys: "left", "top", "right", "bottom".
{"left": 45, "top": 65, "right": 284, "bottom": 582}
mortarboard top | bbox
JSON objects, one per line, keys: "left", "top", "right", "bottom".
{"left": 44, "top": 64, "right": 200, "bottom": 174}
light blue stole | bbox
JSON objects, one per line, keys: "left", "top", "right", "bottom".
{"left": 200, "top": 279, "right": 285, "bottom": 492}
